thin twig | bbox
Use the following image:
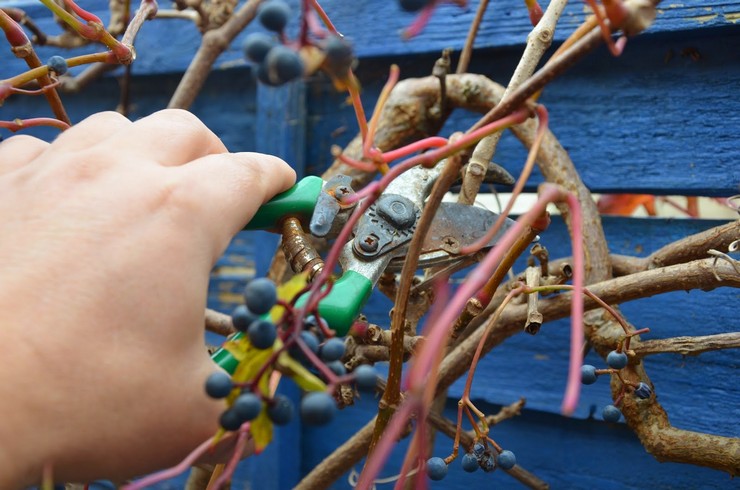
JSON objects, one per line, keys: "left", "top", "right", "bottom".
{"left": 632, "top": 332, "right": 740, "bottom": 358}
{"left": 459, "top": 0, "right": 567, "bottom": 205}
{"left": 456, "top": 0, "right": 490, "bottom": 74}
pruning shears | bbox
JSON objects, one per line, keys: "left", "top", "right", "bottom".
{"left": 212, "top": 160, "right": 515, "bottom": 372}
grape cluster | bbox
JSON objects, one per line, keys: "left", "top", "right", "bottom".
{"left": 581, "top": 345, "right": 651, "bottom": 423}
{"left": 242, "top": 2, "right": 356, "bottom": 87}
{"left": 242, "top": 1, "right": 304, "bottom": 86}
{"left": 205, "top": 275, "right": 381, "bottom": 433}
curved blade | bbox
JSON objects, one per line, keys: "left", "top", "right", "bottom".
{"left": 387, "top": 203, "right": 515, "bottom": 270}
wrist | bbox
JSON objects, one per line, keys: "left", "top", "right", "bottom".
{"left": 0, "top": 325, "right": 50, "bottom": 488}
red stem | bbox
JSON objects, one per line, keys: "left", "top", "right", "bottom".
{"left": 381, "top": 136, "right": 448, "bottom": 162}
{"left": 121, "top": 436, "right": 218, "bottom": 489}
{"left": 211, "top": 424, "right": 252, "bottom": 489}
{"left": 63, "top": 0, "right": 103, "bottom": 24}
{"left": 0, "top": 117, "right": 70, "bottom": 132}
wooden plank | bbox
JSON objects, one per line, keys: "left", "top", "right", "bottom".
{"left": 432, "top": 216, "right": 740, "bottom": 437}
{"left": 301, "top": 395, "right": 735, "bottom": 489}
{"left": 306, "top": 29, "right": 740, "bottom": 195}
{"left": 2, "top": 1, "right": 738, "bottom": 76}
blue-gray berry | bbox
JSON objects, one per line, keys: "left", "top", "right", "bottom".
{"left": 219, "top": 408, "right": 242, "bottom": 431}
{"left": 602, "top": 404, "right": 622, "bottom": 422}
{"left": 233, "top": 392, "right": 263, "bottom": 421}
{"left": 300, "top": 391, "right": 336, "bottom": 425}
{"left": 267, "top": 394, "right": 294, "bottom": 425}
{"left": 264, "top": 45, "right": 304, "bottom": 85}
{"left": 426, "top": 457, "right": 448, "bottom": 481}
{"left": 231, "top": 304, "right": 258, "bottom": 333}
{"left": 606, "top": 350, "right": 629, "bottom": 369}
{"left": 243, "top": 32, "right": 276, "bottom": 63}
{"left": 472, "top": 442, "right": 486, "bottom": 457}
{"left": 461, "top": 452, "right": 479, "bottom": 472}
{"left": 205, "top": 371, "right": 233, "bottom": 399}
{"left": 327, "top": 360, "right": 347, "bottom": 376}
{"left": 581, "top": 364, "right": 598, "bottom": 385}
{"left": 244, "top": 277, "right": 277, "bottom": 315}
{"left": 354, "top": 365, "right": 377, "bottom": 391}
{"left": 258, "top": 0, "right": 290, "bottom": 32}
{"left": 320, "top": 338, "right": 346, "bottom": 362}
{"left": 47, "top": 55, "right": 68, "bottom": 75}
{"left": 497, "top": 450, "right": 516, "bottom": 470}
{"left": 480, "top": 454, "right": 495, "bottom": 472}
{"left": 634, "top": 382, "right": 652, "bottom": 399}
{"left": 248, "top": 319, "right": 277, "bottom": 349}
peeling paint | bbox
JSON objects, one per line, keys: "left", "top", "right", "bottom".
{"left": 688, "top": 13, "right": 719, "bottom": 24}
{"left": 725, "top": 12, "right": 740, "bottom": 23}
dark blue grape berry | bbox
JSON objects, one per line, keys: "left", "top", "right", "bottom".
{"left": 258, "top": 0, "right": 290, "bottom": 32}
{"left": 300, "top": 391, "right": 336, "bottom": 425}
{"left": 399, "top": 0, "right": 432, "bottom": 12}
{"left": 290, "top": 331, "right": 320, "bottom": 364}
{"left": 497, "top": 450, "right": 516, "bottom": 470}
{"left": 319, "top": 338, "right": 346, "bottom": 362}
{"left": 233, "top": 392, "right": 263, "bottom": 421}
{"left": 634, "top": 382, "right": 652, "bottom": 399}
{"left": 248, "top": 319, "right": 277, "bottom": 349}
{"left": 219, "top": 408, "right": 243, "bottom": 431}
{"left": 242, "top": 32, "right": 276, "bottom": 63}
{"left": 205, "top": 371, "right": 233, "bottom": 399}
{"left": 602, "top": 404, "right": 622, "bottom": 422}
{"left": 323, "top": 35, "right": 354, "bottom": 76}
{"left": 480, "top": 454, "right": 496, "bottom": 472}
{"left": 426, "top": 457, "right": 448, "bottom": 481}
{"left": 47, "top": 55, "right": 68, "bottom": 75}
{"left": 232, "top": 304, "right": 258, "bottom": 333}
{"left": 267, "top": 394, "right": 294, "bottom": 425}
{"left": 244, "top": 277, "right": 277, "bottom": 315}
{"left": 354, "top": 365, "right": 377, "bottom": 392}
{"left": 461, "top": 452, "right": 479, "bottom": 473}
{"left": 472, "top": 442, "right": 486, "bottom": 457}
{"left": 327, "top": 360, "right": 346, "bottom": 376}
{"left": 264, "top": 45, "right": 304, "bottom": 85}
{"left": 581, "top": 364, "right": 598, "bottom": 385}
{"left": 256, "top": 61, "right": 280, "bottom": 87}
{"left": 606, "top": 350, "right": 628, "bottom": 369}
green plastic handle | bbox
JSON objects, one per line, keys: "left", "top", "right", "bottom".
{"left": 244, "top": 175, "right": 323, "bottom": 231}
{"left": 295, "top": 270, "right": 373, "bottom": 337}
{"left": 211, "top": 331, "right": 246, "bottom": 374}
{"left": 211, "top": 271, "right": 373, "bottom": 373}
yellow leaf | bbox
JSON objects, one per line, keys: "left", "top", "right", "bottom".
{"left": 249, "top": 409, "right": 273, "bottom": 453}
{"left": 271, "top": 272, "right": 310, "bottom": 323}
{"left": 222, "top": 340, "right": 248, "bottom": 362}
{"left": 278, "top": 352, "right": 328, "bottom": 393}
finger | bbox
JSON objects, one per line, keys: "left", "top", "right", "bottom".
{"left": 50, "top": 111, "right": 131, "bottom": 152}
{"left": 0, "top": 135, "right": 49, "bottom": 174}
{"left": 110, "top": 109, "right": 228, "bottom": 167}
{"left": 174, "top": 152, "right": 296, "bottom": 258}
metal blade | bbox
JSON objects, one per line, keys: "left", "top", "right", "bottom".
{"left": 386, "top": 203, "right": 515, "bottom": 271}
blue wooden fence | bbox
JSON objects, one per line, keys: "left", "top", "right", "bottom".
{"left": 2, "top": 1, "right": 738, "bottom": 489}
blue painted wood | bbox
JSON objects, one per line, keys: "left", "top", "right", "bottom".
{"left": 306, "top": 28, "right": 740, "bottom": 195}
{"left": 2, "top": 1, "right": 738, "bottom": 76}
{"left": 301, "top": 396, "right": 735, "bottom": 489}
{"left": 443, "top": 217, "right": 739, "bottom": 437}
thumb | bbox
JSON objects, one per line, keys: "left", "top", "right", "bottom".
{"left": 176, "top": 152, "right": 296, "bottom": 258}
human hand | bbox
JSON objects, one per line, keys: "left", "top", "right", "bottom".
{"left": 0, "top": 110, "right": 296, "bottom": 487}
